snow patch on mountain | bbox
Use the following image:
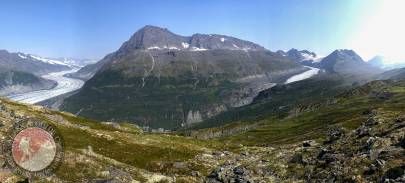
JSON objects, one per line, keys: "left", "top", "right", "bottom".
{"left": 285, "top": 66, "right": 320, "bottom": 84}
{"left": 147, "top": 46, "right": 180, "bottom": 50}
{"left": 181, "top": 42, "right": 190, "bottom": 49}
{"left": 190, "top": 47, "right": 208, "bottom": 51}
{"left": 18, "top": 54, "right": 27, "bottom": 59}
{"left": 29, "top": 55, "right": 70, "bottom": 66}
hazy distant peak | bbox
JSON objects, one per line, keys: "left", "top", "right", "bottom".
{"left": 329, "top": 49, "right": 364, "bottom": 62}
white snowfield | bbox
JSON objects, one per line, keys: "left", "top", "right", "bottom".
{"left": 285, "top": 66, "right": 320, "bottom": 84}
{"left": 6, "top": 69, "right": 84, "bottom": 104}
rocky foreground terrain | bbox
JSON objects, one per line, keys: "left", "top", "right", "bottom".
{"left": 0, "top": 80, "right": 403, "bottom": 182}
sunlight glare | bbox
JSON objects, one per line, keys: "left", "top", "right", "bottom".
{"left": 349, "top": 0, "right": 405, "bottom": 63}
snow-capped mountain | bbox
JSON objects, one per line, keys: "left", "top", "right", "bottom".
{"left": 73, "top": 25, "right": 271, "bottom": 80}
{"left": 277, "top": 49, "right": 323, "bottom": 66}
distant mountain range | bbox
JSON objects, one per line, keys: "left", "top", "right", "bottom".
{"left": 0, "top": 50, "right": 94, "bottom": 96}
{"left": 0, "top": 50, "right": 72, "bottom": 75}
{"left": 278, "top": 48, "right": 383, "bottom": 80}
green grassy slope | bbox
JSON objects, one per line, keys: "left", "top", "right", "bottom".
{"left": 190, "top": 80, "right": 405, "bottom": 146}
{"left": 0, "top": 99, "right": 228, "bottom": 182}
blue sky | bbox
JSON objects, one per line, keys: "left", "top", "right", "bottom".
{"left": 0, "top": 0, "right": 402, "bottom": 61}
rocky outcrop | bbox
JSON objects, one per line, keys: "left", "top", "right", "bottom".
{"left": 186, "top": 110, "right": 203, "bottom": 124}
{"left": 200, "top": 111, "right": 405, "bottom": 182}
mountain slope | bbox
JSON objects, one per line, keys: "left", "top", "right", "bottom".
{"left": 62, "top": 25, "right": 305, "bottom": 129}
{"left": 186, "top": 50, "right": 386, "bottom": 130}
{"left": 0, "top": 70, "right": 56, "bottom": 96}
{"left": 377, "top": 67, "right": 405, "bottom": 80}
{"left": 0, "top": 98, "right": 224, "bottom": 182}
{"left": 188, "top": 73, "right": 348, "bottom": 130}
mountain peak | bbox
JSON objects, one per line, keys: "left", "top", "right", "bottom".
{"left": 136, "top": 25, "right": 173, "bottom": 36}
{"left": 141, "top": 25, "right": 168, "bottom": 31}
{"left": 287, "top": 49, "right": 317, "bottom": 57}
{"left": 330, "top": 49, "right": 364, "bottom": 62}
{"left": 119, "top": 25, "right": 266, "bottom": 52}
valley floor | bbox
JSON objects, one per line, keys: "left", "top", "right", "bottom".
{"left": 5, "top": 69, "right": 84, "bottom": 104}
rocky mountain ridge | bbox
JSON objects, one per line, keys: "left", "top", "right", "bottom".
{"left": 120, "top": 25, "right": 266, "bottom": 52}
